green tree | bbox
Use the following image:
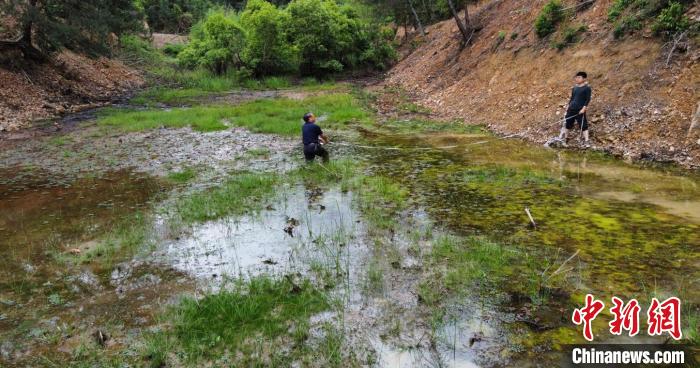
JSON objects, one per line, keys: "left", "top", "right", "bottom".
{"left": 284, "top": 0, "right": 356, "bottom": 74}
{"left": 240, "top": 0, "right": 299, "bottom": 76}
{"left": 1, "top": 0, "right": 143, "bottom": 59}
{"left": 178, "top": 9, "right": 246, "bottom": 74}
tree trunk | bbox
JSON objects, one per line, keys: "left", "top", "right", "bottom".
{"left": 407, "top": 0, "right": 425, "bottom": 36}
{"left": 463, "top": 0, "right": 472, "bottom": 31}
{"left": 3, "top": 0, "right": 46, "bottom": 60}
{"left": 446, "top": 0, "right": 470, "bottom": 46}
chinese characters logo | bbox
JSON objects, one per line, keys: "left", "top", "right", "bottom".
{"left": 572, "top": 294, "right": 682, "bottom": 341}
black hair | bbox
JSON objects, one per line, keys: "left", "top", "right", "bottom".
{"left": 303, "top": 112, "right": 314, "bottom": 123}
{"left": 575, "top": 71, "right": 587, "bottom": 79}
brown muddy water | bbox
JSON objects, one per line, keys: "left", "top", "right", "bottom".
{"left": 0, "top": 116, "right": 698, "bottom": 367}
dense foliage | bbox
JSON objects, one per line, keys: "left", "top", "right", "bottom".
{"left": 534, "top": 0, "right": 564, "bottom": 38}
{"left": 178, "top": 9, "right": 246, "bottom": 74}
{"left": 240, "top": 0, "right": 298, "bottom": 75}
{"left": 177, "top": 0, "right": 397, "bottom": 76}
{"left": 1, "top": 0, "right": 143, "bottom": 57}
{"left": 138, "top": 0, "right": 294, "bottom": 32}
{"left": 607, "top": 0, "right": 696, "bottom": 39}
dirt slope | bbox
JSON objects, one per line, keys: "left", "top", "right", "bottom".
{"left": 0, "top": 51, "right": 143, "bottom": 132}
{"left": 386, "top": 0, "right": 700, "bottom": 168}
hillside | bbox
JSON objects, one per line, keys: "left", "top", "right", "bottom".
{"left": 0, "top": 51, "right": 143, "bottom": 132}
{"left": 386, "top": 0, "right": 700, "bottom": 168}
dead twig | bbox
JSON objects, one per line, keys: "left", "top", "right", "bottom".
{"left": 665, "top": 30, "right": 688, "bottom": 68}
{"left": 545, "top": 249, "right": 580, "bottom": 282}
{"left": 20, "top": 69, "right": 33, "bottom": 85}
{"left": 525, "top": 207, "right": 537, "bottom": 228}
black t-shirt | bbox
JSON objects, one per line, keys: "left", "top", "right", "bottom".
{"left": 568, "top": 84, "right": 592, "bottom": 111}
{"left": 302, "top": 123, "right": 323, "bottom": 145}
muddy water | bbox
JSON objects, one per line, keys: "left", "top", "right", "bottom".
{"left": 0, "top": 168, "right": 181, "bottom": 363}
{"left": 362, "top": 131, "right": 700, "bottom": 366}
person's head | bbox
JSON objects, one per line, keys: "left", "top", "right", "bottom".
{"left": 303, "top": 112, "right": 316, "bottom": 124}
{"left": 574, "top": 71, "right": 587, "bottom": 84}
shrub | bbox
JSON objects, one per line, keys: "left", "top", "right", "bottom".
{"left": 240, "top": 0, "right": 300, "bottom": 76}
{"left": 178, "top": 9, "right": 246, "bottom": 74}
{"left": 553, "top": 25, "right": 587, "bottom": 50}
{"left": 162, "top": 43, "right": 187, "bottom": 57}
{"left": 608, "top": 0, "right": 633, "bottom": 21}
{"left": 535, "top": 0, "right": 565, "bottom": 38}
{"left": 651, "top": 2, "right": 690, "bottom": 36}
{"left": 613, "top": 15, "right": 643, "bottom": 39}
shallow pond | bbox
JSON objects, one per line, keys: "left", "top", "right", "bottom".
{"left": 361, "top": 130, "right": 700, "bottom": 366}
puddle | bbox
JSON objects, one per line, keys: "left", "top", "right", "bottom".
{"left": 0, "top": 169, "right": 165, "bottom": 278}
{"left": 155, "top": 185, "right": 363, "bottom": 284}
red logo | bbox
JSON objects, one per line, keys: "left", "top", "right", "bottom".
{"left": 609, "top": 297, "right": 640, "bottom": 337}
{"left": 572, "top": 295, "right": 683, "bottom": 341}
{"left": 572, "top": 294, "right": 605, "bottom": 341}
{"left": 647, "top": 297, "right": 682, "bottom": 340}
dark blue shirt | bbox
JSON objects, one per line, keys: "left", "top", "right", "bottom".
{"left": 302, "top": 123, "right": 323, "bottom": 145}
{"left": 568, "top": 84, "right": 592, "bottom": 111}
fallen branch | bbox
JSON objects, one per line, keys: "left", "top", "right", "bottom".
{"left": 665, "top": 30, "right": 688, "bottom": 67}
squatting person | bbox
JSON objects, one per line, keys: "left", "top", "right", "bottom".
{"left": 560, "top": 71, "right": 592, "bottom": 148}
{"left": 301, "top": 112, "right": 329, "bottom": 163}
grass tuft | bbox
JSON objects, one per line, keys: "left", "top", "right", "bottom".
{"left": 175, "top": 172, "right": 278, "bottom": 223}
{"left": 149, "top": 276, "right": 329, "bottom": 363}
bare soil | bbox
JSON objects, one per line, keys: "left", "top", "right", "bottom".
{"left": 0, "top": 51, "right": 143, "bottom": 132}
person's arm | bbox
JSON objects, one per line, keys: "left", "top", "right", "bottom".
{"left": 579, "top": 87, "right": 591, "bottom": 115}
{"left": 316, "top": 125, "right": 328, "bottom": 144}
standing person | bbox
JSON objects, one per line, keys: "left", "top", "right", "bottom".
{"left": 560, "top": 71, "right": 592, "bottom": 148}
{"left": 301, "top": 112, "right": 329, "bottom": 163}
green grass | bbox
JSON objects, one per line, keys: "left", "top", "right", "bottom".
{"left": 167, "top": 167, "right": 197, "bottom": 183}
{"left": 420, "top": 236, "right": 515, "bottom": 304}
{"left": 99, "top": 93, "right": 371, "bottom": 134}
{"left": 245, "top": 147, "right": 271, "bottom": 157}
{"left": 131, "top": 88, "right": 214, "bottom": 106}
{"left": 147, "top": 276, "right": 329, "bottom": 364}
{"left": 97, "top": 106, "right": 231, "bottom": 132}
{"left": 175, "top": 172, "right": 278, "bottom": 223}
{"left": 356, "top": 176, "right": 408, "bottom": 230}
{"left": 48, "top": 135, "right": 71, "bottom": 146}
